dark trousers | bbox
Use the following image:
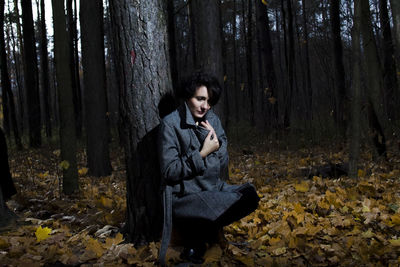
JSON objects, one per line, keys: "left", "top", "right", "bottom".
{"left": 174, "top": 185, "right": 259, "bottom": 247}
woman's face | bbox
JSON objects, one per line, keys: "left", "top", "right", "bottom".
{"left": 186, "top": 86, "right": 211, "bottom": 119}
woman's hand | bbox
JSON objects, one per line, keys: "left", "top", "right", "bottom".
{"left": 199, "top": 121, "right": 220, "bottom": 158}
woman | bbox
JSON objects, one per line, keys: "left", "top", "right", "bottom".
{"left": 158, "top": 71, "right": 259, "bottom": 265}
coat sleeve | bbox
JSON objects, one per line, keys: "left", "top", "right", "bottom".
{"left": 158, "top": 121, "right": 206, "bottom": 184}
{"left": 213, "top": 116, "right": 229, "bottom": 179}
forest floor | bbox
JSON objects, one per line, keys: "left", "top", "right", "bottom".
{"left": 0, "top": 139, "right": 400, "bottom": 266}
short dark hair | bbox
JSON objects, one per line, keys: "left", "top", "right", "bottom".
{"left": 178, "top": 70, "right": 222, "bottom": 106}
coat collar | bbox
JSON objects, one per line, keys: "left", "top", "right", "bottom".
{"left": 179, "top": 102, "right": 212, "bottom": 127}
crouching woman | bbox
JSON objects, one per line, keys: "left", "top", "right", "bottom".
{"left": 158, "top": 71, "right": 259, "bottom": 265}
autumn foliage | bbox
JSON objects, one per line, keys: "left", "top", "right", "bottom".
{"left": 0, "top": 143, "right": 399, "bottom": 266}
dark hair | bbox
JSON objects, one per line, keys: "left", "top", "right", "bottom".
{"left": 178, "top": 71, "right": 222, "bottom": 106}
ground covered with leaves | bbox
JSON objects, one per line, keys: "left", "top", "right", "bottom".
{"left": 1, "top": 141, "right": 400, "bottom": 266}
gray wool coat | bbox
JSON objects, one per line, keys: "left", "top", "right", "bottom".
{"left": 158, "top": 103, "right": 246, "bottom": 265}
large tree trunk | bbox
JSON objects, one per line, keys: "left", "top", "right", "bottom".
{"left": 283, "top": 0, "right": 295, "bottom": 128}
{"left": 379, "top": 0, "right": 398, "bottom": 121}
{"left": 80, "top": 0, "right": 112, "bottom": 177}
{"left": 52, "top": 0, "right": 78, "bottom": 195}
{"left": 330, "top": 0, "right": 347, "bottom": 134}
{"left": 67, "top": 0, "right": 82, "bottom": 139}
{"left": 0, "top": 128, "right": 17, "bottom": 227}
{"left": 349, "top": 0, "right": 362, "bottom": 178}
{"left": 39, "top": 0, "right": 52, "bottom": 139}
{"left": 256, "top": 1, "right": 278, "bottom": 128}
{"left": 21, "top": 0, "right": 41, "bottom": 147}
{"left": 360, "top": 0, "right": 389, "bottom": 157}
{"left": 189, "top": 0, "right": 225, "bottom": 124}
{"left": 0, "top": 0, "right": 21, "bottom": 150}
{"left": 109, "top": 0, "right": 172, "bottom": 244}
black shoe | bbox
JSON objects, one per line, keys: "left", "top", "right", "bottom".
{"left": 180, "top": 245, "right": 206, "bottom": 264}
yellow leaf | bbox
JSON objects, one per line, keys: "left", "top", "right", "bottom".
{"left": 389, "top": 239, "right": 400, "bottom": 246}
{"left": 85, "top": 237, "right": 104, "bottom": 258}
{"left": 262, "top": 0, "right": 268, "bottom": 5}
{"left": 357, "top": 169, "right": 365, "bottom": 177}
{"left": 295, "top": 181, "right": 309, "bottom": 192}
{"left": 78, "top": 167, "right": 88, "bottom": 176}
{"left": 240, "top": 83, "right": 245, "bottom": 91}
{"left": 236, "top": 255, "right": 255, "bottom": 266}
{"left": 59, "top": 160, "right": 70, "bottom": 170}
{"left": 105, "top": 233, "right": 124, "bottom": 249}
{"left": 272, "top": 247, "right": 286, "bottom": 256}
{"left": 100, "top": 196, "right": 113, "bottom": 209}
{"left": 204, "top": 244, "right": 222, "bottom": 263}
{"left": 390, "top": 214, "right": 400, "bottom": 225}
{"left": 224, "top": 75, "right": 227, "bottom": 81}
{"left": 35, "top": 226, "right": 52, "bottom": 242}
{"left": 38, "top": 171, "right": 49, "bottom": 179}
{"left": 0, "top": 238, "right": 10, "bottom": 249}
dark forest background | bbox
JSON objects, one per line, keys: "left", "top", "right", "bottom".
{"left": 1, "top": 0, "right": 400, "bottom": 245}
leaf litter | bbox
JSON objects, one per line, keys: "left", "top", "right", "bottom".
{"left": 0, "top": 142, "right": 399, "bottom": 266}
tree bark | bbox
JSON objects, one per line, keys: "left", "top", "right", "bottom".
{"left": 256, "top": 1, "right": 278, "bottom": 128}
{"left": 39, "top": 0, "right": 52, "bottom": 138}
{"left": 21, "top": 0, "right": 41, "bottom": 147}
{"left": 349, "top": 0, "right": 361, "bottom": 178}
{"left": 330, "top": 0, "right": 347, "bottom": 134}
{"left": 379, "top": 0, "right": 398, "bottom": 121}
{"left": 360, "top": 0, "right": 389, "bottom": 157}
{"left": 13, "top": 0, "right": 25, "bottom": 134}
{"left": 189, "top": 0, "right": 225, "bottom": 124}
{"left": 52, "top": 0, "right": 79, "bottom": 194}
{"left": 67, "top": 0, "right": 82, "bottom": 139}
{"left": 80, "top": 0, "right": 112, "bottom": 177}
{"left": 109, "top": 0, "right": 173, "bottom": 244}
{"left": 283, "top": 0, "right": 295, "bottom": 128}
{"left": 302, "top": 0, "right": 312, "bottom": 121}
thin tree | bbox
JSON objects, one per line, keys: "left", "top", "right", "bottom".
{"left": 21, "top": 0, "right": 41, "bottom": 147}
{"left": 67, "top": 0, "right": 82, "bottom": 139}
{"left": 109, "top": 0, "right": 173, "bottom": 244}
{"left": 330, "top": 0, "right": 347, "bottom": 134}
{"left": 80, "top": 0, "right": 112, "bottom": 177}
{"left": 379, "top": 0, "right": 398, "bottom": 121}
{"left": 52, "top": 0, "right": 79, "bottom": 194}
{"left": 39, "top": 0, "right": 52, "bottom": 138}
{"left": 349, "top": 0, "right": 362, "bottom": 178}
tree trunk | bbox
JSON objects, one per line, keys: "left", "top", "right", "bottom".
{"left": 390, "top": 0, "right": 400, "bottom": 77}
{"left": 0, "top": 127, "right": 17, "bottom": 227}
{"left": 256, "top": 1, "right": 278, "bottom": 129}
{"left": 189, "top": 0, "right": 225, "bottom": 124}
{"left": 52, "top": 0, "right": 79, "bottom": 195}
{"left": 349, "top": 0, "right": 362, "bottom": 178}
{"left": 302, "top": 0, "right": 312, "bottom": 121}
{"left": 67, "top": 0, "right": 82, "bottom": 139}
{"left": 360, "top": 0, "right": 389, "bottom": 157}
{"left": 283, "top": 0, "right": 295, "bottom": 128}
{"left": 21, "top": 0, "right": 41, "bottom": 147}
{"left": 379, "top": 0, "right": 398, "bottom": 121}
{"left": 330, "top": 0, "right": 347, "bottom": 134}
{"left": 109, "top": 0, "right": 172, "bottom": 244}
{"left": 39, "top": 0, "right": 52, "bottom": 138}
{"left": 80, "top": 0, "right": 112, "bottom": 177}
{"left": 167, "top": 0, "right": 179, "bottom": 94}
{"left": 245, "top": 0, "right": 255, "bottom": 126}
{"left": 13, "top": 0, "right": 25, "bottom": 135}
